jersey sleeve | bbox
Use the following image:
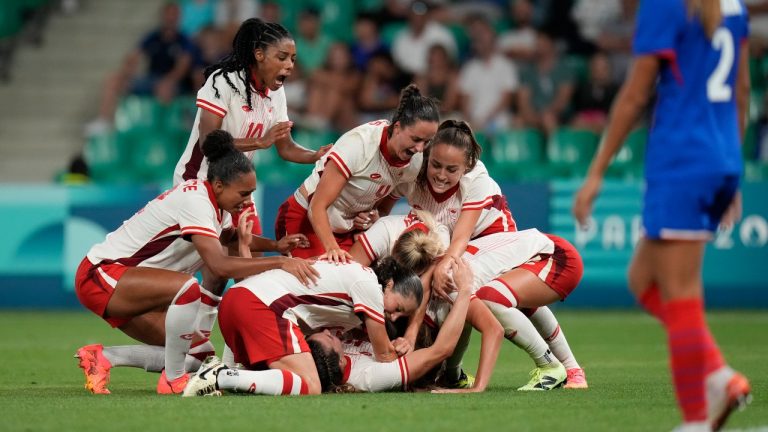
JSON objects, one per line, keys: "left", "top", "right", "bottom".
{"left": 633, "top": 0, "right": 685, "bottom": 56}
{"left": 348, "top": 356, "right": 409, "bottom": 392}
{"left": 357, "top": 216, "right": 404, "bottom": 262}
{"left": 460, "top": 170, "right": 497, "bottom": 211}
{"left": 274, "top": 87, "right": 290, "bottom": 122}
{"left": 325, "top": 131, "right": 371, "bottom": 179}
{"left": 176, "top": 187, "right": 220, "bottom": 239}
{"left": 196, "top": 72, "right": 230, "bottom": 118}
{"left": 349, "top": 267, "right": 386, "bottom": 325}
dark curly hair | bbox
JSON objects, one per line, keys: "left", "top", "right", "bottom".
{"left": 204, "top": 18, "right": 292, "bottom": 110}
{"left": 202, "top": 129, "right": 253, "bottom": 184}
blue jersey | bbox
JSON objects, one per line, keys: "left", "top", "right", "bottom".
{"left": 633, "top": 0, "right": 748, "bottom": 180}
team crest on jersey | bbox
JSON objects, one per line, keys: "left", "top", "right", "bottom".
{"left": 242, "top": 105, "right": 251, "bottom": 112}
{"left": 370, "top": 173, "right": 382, "bottom": 179}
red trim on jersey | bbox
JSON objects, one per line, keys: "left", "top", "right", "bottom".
{"left": 379, "top": 127, "right": 409, "bottom": 168}
{"left": 280, "top": 369, "right": 293, "bottom": 395}
{"left": 182, "top": 139, "right": 204, "bottom": 181}
{"left": 151, "top": 224, "right": 181, "bottom": 241}
{"left": 358, "top": 234, "right": 377, "bottom": 261}
{"left": 250, "top": 71, "right": 270, "bottom": 98}
{"left": 656, "top": 49, "right": 683, "bottom": 85}
{"left": 342, "top": 355, "right": 352, "bottom": 383}
{"left": 354, "top": 304, "right": 385, "bottom": 324}
{"left": 319, "top": 292, "right": 354, "bottom": 302}
{"left": 328, "top": 152, "right": 352, "bottom": 178}
{"left": 423, "top": 315, "right": 436, "bottom": 328}
{"left": 404, "top": 222, "right": 429, "bottom": 234}
{"left": 426, "top": 180, "right": 460, "bottom": 203}
{"left": 99, "top": 233, "right": 181, "bottom": 268}
{"left": 196, "top": 99, "right": 227, "bottom": 118}
{"left": 203, "top": 181, "right": 223, "bottom": 223}
{"left": 462, "top": 197, "right": 493, "bottom": 211}
{"left": 181, "top": 225, "right": 219, "bottom": 238}
{"left": 465, "top": 244, "right": 479, "bottom": 255}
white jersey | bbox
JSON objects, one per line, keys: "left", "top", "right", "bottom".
{"left": 295, "top": 120, "right": 423, "bottom": 233}
{"left": 356, "top": 213, "right": 450, "bottom": 263}
{"left": 394, "top": 161, "right": 516, "bottom": 238}
{"left": 174, "top": 69, "right": 289, "bottom": 184}
{"left": 341, "top": 338, "right": 410, "bottom": 392}
{"left": 86, "top": 180, "right": 231, "bottom": 274}
{"left": 233, "top": 261, "right": 385, "bottom": 332}
{"left": 427, "top": 229, "right": 555, "bottom": 327}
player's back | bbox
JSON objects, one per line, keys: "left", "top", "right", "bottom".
{"left": 634, "top": 0, "right": 748, "bottom": 179}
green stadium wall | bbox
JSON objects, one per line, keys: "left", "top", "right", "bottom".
{"left": 0, "top": 181, "right": 765, "bottom": 309}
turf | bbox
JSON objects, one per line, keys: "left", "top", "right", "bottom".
{"left": 1, "top": 310, "right": 765, "bottom": 432}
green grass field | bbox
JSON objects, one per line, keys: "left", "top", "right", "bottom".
{"left": 2, "top": 310, "right": 765, "bottom": 432}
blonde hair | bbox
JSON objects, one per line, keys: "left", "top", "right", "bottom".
{"left": 391, "top": 210, "right": 445, "bottom": 275}
{"left": 687, "top": 0, "right": 722, "bottom": 39}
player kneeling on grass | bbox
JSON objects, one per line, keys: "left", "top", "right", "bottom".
{"left": 183, "top": 256, "right": 422, "bottom": 396}
{"left": 74, "top": 130, "right": 315, "bottom": 395}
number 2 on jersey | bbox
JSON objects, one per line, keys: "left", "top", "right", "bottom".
{"left": 707, "top": 27, "right": 735, "bottom": 102}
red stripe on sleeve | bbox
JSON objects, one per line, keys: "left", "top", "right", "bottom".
{"left": 196, "top": 99, "right": 227, "bottom": 118}
{"left": 328, "top": 153, "right": 352, "bottom": 178}
{"left": 354, "top": 304, "right": 385, "bottom": 324}
{"left": 359, "top": 234, "right": 376, "bottom": 261}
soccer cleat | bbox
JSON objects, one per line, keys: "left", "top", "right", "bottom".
{"left": 563, "top": 368, "right": 588, "bottom": 389}
{"left": 157, "top": 369, "right": 190, "bottom": 395}
{"left": 517, "top": 362, "right": 567, "bottom": 391}
{"left": 670, "top": 421, "right": 710, "bottom": 432}
{"left": 182, "top": 355, "right": 227, "bottom": 397}
{"left": 707, "top": 368, "right": 751, "bottom": 431}
{"left": 446, "top": 369, "right": 475, "bottom": 389}
{"left": 74, "top": 343, "right": 112, "bottom": 395}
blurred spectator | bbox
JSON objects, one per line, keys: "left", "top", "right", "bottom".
{"left": 190, "top": 25, "right": 229, "bottom": 91}
{"left": 358, "top": 50, "right": 412, "bottom": 122}
{"left": 746, "top": 0, "right": 768, "bottom": 56}
{"left": 458, "top": 14, "right": 518, "bottom": 134}
{"left": 350, "top": 13, "right": 387, "bottom": 71}
{"left": 415, "top": 44, "right": 460, "bottom": 115}
{"left": 370, "top": 0, "right": 412, "bottom": 28}
{"left": 589, "top": 0, "right": 636, "bottom": 83}
{"left": 571, "top": 0, "right": 621, "bottom": 47}
{"left": 303, "top": 42, "right": 361, "bottom": 132}
{"left": 569, "top": 52, "right": 619, "bottom": 133}
{"left": 391, "top": 1, "right": 457, "bottom": 75}
{"left": 215, "top": 0, "right": 261, "bottom": 43}
{"left": 295, "top": 8, "right": 333, "bottom": 75}
{"left": 84, "top": 3, "right": 195, "bottom": 136}
{"left": 178, "top": 0, "right": 216, "bottom": 37}
{"left": 516, "top": 30, "right": 575, "bottom": 136}
{"left": 539, "top": 0, "right": 591, "bottom": 55}
{"left": 260, "top": 1, "right": 281, "bottom": 23}
{"left": 498, "top": 0, "right": 537, "bottom": 64}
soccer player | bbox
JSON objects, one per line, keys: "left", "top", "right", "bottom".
{"left": 174, "top": 18, "right": 331, "bottom": 236}
{"left": 572, "top": 0, "right": 751, "bottom": 429}
{"left": 74, "top": 130, "right": 316, "bottom": 395}
{"left": 275, "top": 84, "right": 440, "bottom": 262}
{"left": 182, "top": 257, "right": 423, "bottom": 396}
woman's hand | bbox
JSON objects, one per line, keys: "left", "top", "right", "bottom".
{"left": 392, "top": 337, "right": 413, "bottom": 356}
{"left": 431, "top": 256, "right": 457, "bottom": 302}
{"left": 449, "top": 256, "right": 474, "bottom": 294}
{"left": 352, "top": 209, "right": 379, "bottom": 231}
{"left": 318, "top": 246, "right": 353, "bottom": 264}
{"left": 572, "top": 175, "right": 602, "bottom": 229}
{"left": 260, "top": 121, "right": 293, "bottom": 148}
{"left": 236, "top": 209, "right": 254, "bottom": 258}
{"left": 312, "top": 144, "right": 333, "bottom": 162}
{"left": 276, "top": 234, "right": 310, "bottom": 255}
{"left": 280, "top": 257, "right": 320, "bottom": 286}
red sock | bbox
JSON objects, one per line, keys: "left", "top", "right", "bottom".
{"left": 664, "top": 298, "right": 722, "bottom": 422}
{"left": 637, "top": 283, "right": 665, "bottom": 322}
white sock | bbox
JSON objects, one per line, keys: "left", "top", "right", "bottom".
{"left": 217, "top": 368, "right": 308, "bottom": 395}
{"left": 164, "top": 279, "right": 201, "bottom": 380}
{"left": 102, "top": 345, "right": 201, "bottom": 372}
{"left": 222, "top": 344, "right": 237, "bottom": 367}
{"left": 527, "top": 307, "right": 581, "bottom": 370}
{"left": 443, "top": 323, "right": 473, "bottom": 381}
{"left": 484, "top": 301, "right": 559, "bottom": 368}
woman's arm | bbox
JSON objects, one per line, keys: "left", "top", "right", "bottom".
{"left": 572, "top": 55, "right": 659, "bottom": 227}
{"left": 197, "top": 110, "right": 291, "bottom": 153}
{"left": 365, "top": 317, "right": 398, "bottom": 362}
{"left": 736, "top": 41, "right": 751, "bottom": 138}
{"left": 400, "top": 265, "right": 435, "bottom": 353}
{"left": 308, "top": 162, "right": 353, "bottom": 263}
{"left": 432, "top": 208, "right": 481, "bottom": 299}
{"left": 275, "top": 134, "right": 332, "bottom": 164}
{"left": 348, "top": 241, "right": 373, "bottom": 267}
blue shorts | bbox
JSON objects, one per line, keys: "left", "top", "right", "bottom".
{"left": 642, "top": 174, "right": 739, "bottom": 240}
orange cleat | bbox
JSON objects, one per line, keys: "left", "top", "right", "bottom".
{"left": 157, "top": 370, "right": 190, "bottom": 395}
{"left": 563, "top": 368, "right": 588, "bottom": 389}
{"left": 74, "top": 344, "right": 112, "bottom": 395}
{"left": 708, "top": 369, "right": 751, "bottom": 431}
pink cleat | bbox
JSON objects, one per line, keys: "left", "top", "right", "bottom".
{"left": 707, "top": 368, "right": 751, "bottom": 431}
{"left": 157, "top": 370, "right": 190, "bottom": 395}
{"left": 74, "top": 343, "right": 112, "bottom": 395}
{"left": 563, "top": 368, "right": 588, "bottom": 389}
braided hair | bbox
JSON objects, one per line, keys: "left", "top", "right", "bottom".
{"left": 417, "top": 119, "right": 482, "bottom": 187}
{"left": 387, "top": 84, "right": 440, "bottom": 138}
{"left": 204, "top": 18, "right": 292, "bottom": 110}
{"left": 308, "top": 339, "right": 343, "bottom": 392}
{"left": 202, "top": 129, "right": 253, "bottom": 184}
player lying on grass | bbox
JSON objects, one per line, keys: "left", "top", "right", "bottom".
{"left": 351, "top": 209, "right": 585, "bottom": 391}
{"left": 182, "top": 252, "right": 423, "bottom": 396}
{"left": 184, "top": 256, "right": 474, "bottom": 395}
{"left": 73, "top": 130, "right": 315, "bottom": 395}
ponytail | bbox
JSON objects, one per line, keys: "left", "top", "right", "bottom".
{"left": 387, "top": 84, "right": 441, "bottom": 137}
{"left": 391, "top": 210, "right": 445, "bottom": 275}
{"left": 202, "top": 130, "right": 254, "bottom": 183}
{"left": 418, "top": 119, "right": 482, "bottom": 186}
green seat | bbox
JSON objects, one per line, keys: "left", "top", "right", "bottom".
{"left": 547, "top": 128, "right": 599, "bottom": 178}
{"left": 607, "top": 127, "right": 646, "bottom": 179}
{"left": 115, "top": 96, "right": 158, "bottom": 132}
{"left": 0, "top": 4, "right": 23, "bottom": 39}
{"left": 488, "top": 128, "right": 547, "bottom": 180}
{"left": 743, "top": 121, "right": 758, "bottom": 161}
{"left": 381, "top": 22, "right": 407, "bottom": 47}
{"left": 123, "top": 127, "right": 177, "bottom": 184}
{"left": 84, "top": 132, "right": 135, "bottom": 184}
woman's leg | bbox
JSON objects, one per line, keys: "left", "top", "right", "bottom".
{"left": 214, "top": 353, "right": 320, "bottom": 395}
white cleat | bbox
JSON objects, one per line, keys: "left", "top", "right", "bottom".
{"left": 706, "top": 366, "right": 751, "bottom": 431}
{"left": 182, "top": 355, "right": 227, "bottom": 397}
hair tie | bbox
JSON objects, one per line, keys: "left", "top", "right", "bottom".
{"left": 405, "top": 222, "right": 429, "bottom": 234}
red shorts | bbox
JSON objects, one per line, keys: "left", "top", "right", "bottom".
{"left": 232, "top": 201, "right": 263, "bottom": 236}
{"left": 74, "top": 257, "right": 131, "bottom": 328}
{"left": 218, "top": 287, "right": 309, "bottom": 369}
{"left": 519, "top": 234, "right": 584, "bottom": 300}
{"left": 274, "top": 195, "right": 357, "bottom": 259}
